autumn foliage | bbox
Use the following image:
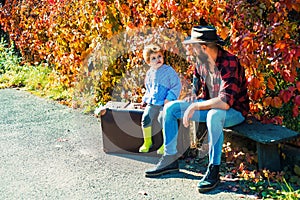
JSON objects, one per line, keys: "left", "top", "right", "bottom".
{"left": 0, "top": 0, "right": 299, "bottom": 131}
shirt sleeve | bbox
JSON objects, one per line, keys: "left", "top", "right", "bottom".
{"left": 165, "top": 69, "right": 182, "bottom": 101}
{"left": 192, "top": 68, "right": 201, "bottom": 96}
{"left": 219, "top": 56, "right": 241, "bottom": 107}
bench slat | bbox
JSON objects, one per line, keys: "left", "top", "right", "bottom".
{"left": 224, "top": 120, "right": 299, "bottom": 144}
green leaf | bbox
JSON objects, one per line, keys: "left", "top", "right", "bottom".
{"left": 261, "top": 191, "right": 268, "bottom": 197}
{"left": 294, "top": 165, "right": 300, "bottom": 176}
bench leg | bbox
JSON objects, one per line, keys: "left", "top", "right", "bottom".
{"left": 257, "top": 143, "right": 281, "bottom": 171}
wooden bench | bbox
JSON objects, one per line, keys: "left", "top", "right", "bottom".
{"left": 101, "top": 102, "right": 299, "bottom": 171}
{"left": 222, "top": 119, "right": 299, "bottom": 171}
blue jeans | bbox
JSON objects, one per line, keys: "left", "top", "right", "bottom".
{"left": 160, "top": 99, "right": 245, "bottom": 165}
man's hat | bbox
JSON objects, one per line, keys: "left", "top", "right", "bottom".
{"left": 183, "top": 26, "right": 225, "bottom": 45}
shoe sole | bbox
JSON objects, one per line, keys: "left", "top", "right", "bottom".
{"left": 145, "top": 168, "right": 179, "bottom": 178}
{"left": 197, "top": 180, "right": 220, "bottom": 193}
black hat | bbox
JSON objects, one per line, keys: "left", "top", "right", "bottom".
{"left": 183, "top": 26, "right": 224, "bottom": 45}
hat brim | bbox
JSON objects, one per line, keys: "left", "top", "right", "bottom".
{"left": 182, "top": 36, "right": 225, "bottom": 45}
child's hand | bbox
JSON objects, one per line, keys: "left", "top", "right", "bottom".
{"left": 134, "top": 102, "right": 146, "bottom": 109}
{"left": 141, "top": 102, "right": 147, "bottom": 107}
{"left": 164, "top": 99, "right": 170, "bottom": 105}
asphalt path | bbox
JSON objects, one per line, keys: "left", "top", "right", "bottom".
{"left": 0, "top": 89, "right": 253, "bottom": 200}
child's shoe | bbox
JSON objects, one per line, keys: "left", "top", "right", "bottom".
{"left": 139, "top": 126, "right": 152, "bottom": 153}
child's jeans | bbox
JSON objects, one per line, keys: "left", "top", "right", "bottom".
{"left": 141, "top": 104, "right": 163, "bottom": 128}
{"left": 161, "top": 99, "right": 245, "bottom": 165}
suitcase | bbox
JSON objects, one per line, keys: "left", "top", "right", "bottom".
{"left": 100, "top": 102, "right": 190, "bottom": 156}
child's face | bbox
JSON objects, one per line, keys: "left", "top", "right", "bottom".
{"left": 149, "top": 52, "right": 164, "bottom": 69}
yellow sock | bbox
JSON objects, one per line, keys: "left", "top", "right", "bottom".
{"left": 157, "top": 144, "right": 164, "bottom": 155}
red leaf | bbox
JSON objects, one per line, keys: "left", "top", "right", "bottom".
{"left": 282, "top": 69, "right": 295, "bottom": 83}
{"left": 292, "top": 105, "right": 299, "bottom": 117}
{"left": 296, "top": 47, "right": 300, "bottom": 57}
{"left": 271, "top": 116, "right": 283, "bottom": 125}
{"left": 295, "top": 95, "right": 300, "bottom": 106}
{"left": 297, "top": 81, "right": 300, "bottom": 92}
{"left": 279, "top": 90, "right": 293, "bottom": 103}
{"left": 288, "top": 86, "right": 296, "bottom": 93}
{"left": 48, "top": 0, "right": 55, "bottom": 5}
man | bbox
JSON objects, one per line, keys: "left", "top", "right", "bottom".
{"left": 145, "top": 26, "right": 250, "bottom": 193}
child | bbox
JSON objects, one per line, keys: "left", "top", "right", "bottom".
{"left": 139, "top": 44, "right": 182, "bottom": 154}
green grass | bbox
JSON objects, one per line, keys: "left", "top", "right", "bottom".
{"left": 0, "top": 38, "right": 72, "bottom": 102}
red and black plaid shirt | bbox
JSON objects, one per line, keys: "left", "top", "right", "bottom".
{"left": 193, "top": 47, "right": 249, "bottom": 117}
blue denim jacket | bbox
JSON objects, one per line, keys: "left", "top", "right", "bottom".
{"left": 142, "top": 64, "right": 181, "bottom": 106}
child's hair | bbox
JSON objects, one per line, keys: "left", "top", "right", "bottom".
{"left": 143, "top": 44, "right": 163, "bottom": 64}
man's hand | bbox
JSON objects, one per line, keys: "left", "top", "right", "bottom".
{"left": 183, "top": 94, "right": 197, "bottom": 102}
{"left": 183, "top": 97, "right": 230, "bottom": 127}
{"left": 183, "top": 103, "right": 197, "bottom": 128}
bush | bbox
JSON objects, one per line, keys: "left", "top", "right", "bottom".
{"left": 0, "top": 0, "right": 299, "bottom": 131}
{"left": 0, "top": 38, "right": 20, "bottom": 75}
{"left": 0, "top": 37, "right": 74, "bottom": 104}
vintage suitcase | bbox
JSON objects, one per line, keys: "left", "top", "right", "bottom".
{"left": 100, "top": 102, "right": 190, "bottom": 156}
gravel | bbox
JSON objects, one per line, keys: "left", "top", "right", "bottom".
{"left": 0, "top": 89, "right": 254, "bottom": 200}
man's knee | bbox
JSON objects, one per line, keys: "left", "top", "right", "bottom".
{"left": 206, "top": 109, "right": 226, "bottom": 122}
{"left": 164, "top": 100, "right": 182, "bottom": 114}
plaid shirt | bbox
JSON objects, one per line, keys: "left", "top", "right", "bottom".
{"left": 193, "top": 47, "right": 249, "bottom": 116}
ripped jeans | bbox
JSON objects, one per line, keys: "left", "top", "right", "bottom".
{"left": 160, "top": 99, "right": 245, "bottom": 165}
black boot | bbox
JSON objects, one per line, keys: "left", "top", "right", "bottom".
{"left": 145, "top": 155, "right": 179, "bottom": 177}
{"left": 197, "top": 164, "right": 220, "bottom": 193}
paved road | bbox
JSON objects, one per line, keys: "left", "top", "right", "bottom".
{"left": 0, "top": 89, "right": 252, "bottom": 200}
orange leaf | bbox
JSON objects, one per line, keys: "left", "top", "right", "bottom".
{"left": 274, "top": 41, "right": 287, "bottom": 50}
{"left": 250, "top": 102, "right": 259, "bottom": 113}
{"left": 252, "top": 90, "right": 264, "bottom": 101}
{"left": 267, "top": 77, "right": 277, "bottom": 91}
{"left": 263, "top": 97, "right": 272, "bottom": 107}
{"left": 219, "top": 26, "right": 229, "bottom": 40}
{"left": 251, "top": 77, "right": 261, "bottom": 88}
{"left": 284, "top": 33, "right": 290, "bottom": 39}
{"left": 271, "top": 97, "right": 282, "bottom": 108}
